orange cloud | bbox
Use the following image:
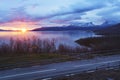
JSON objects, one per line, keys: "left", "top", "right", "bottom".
{"left": 0, "top": 20, "right": 41, "bottom": 30}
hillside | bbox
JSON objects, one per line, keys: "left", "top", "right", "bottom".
{"left": 32, "top": 26, "right": 102, "bottom": 31}
{"left": 76, "top": 36, "right": 120, "bottom": 51}
{"left": 95, "top": 23, "right": 120, "bottom": 35}
{"left": 0, "top": 29, "right": 4, "bottom": 31}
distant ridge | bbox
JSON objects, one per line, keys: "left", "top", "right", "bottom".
{"left": 0, "top": 29, "right": 12, "bottom": 31}
{"left": 32, "top": 26, "right": 102, "bottom": 31}
{"left": 0, "top": 29, "right": 4, "bottom": 31}
{"left": 95, "top": 23, "right": 120, "bottom": 35}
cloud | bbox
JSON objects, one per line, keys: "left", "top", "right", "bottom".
{"left": 0, "top": 0, "right": 120, "bottom": 28}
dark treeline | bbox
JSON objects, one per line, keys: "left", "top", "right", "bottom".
{"left": 76, "top": 36, "right": 120, "bottom": 51}
{"left": 0, "top": 37, "right": 88, "bottom": 55}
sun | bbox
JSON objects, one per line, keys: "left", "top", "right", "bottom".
{"left": 21, "top": 28, "right": 27, "bottom": 33}
{"left": 11, "top": 28, "right": 28, "bottom": 32}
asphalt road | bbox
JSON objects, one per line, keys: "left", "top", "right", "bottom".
{"left": 0, "top": 55, "right": 120, "bottom": 80}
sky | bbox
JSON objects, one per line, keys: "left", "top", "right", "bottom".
{"left": 0, "top": 0, "right": 120, "bottom": 30}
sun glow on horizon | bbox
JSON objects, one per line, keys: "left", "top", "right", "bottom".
{"left": 11, "top": 28, "right": 28, "bottom": 33}
{"left": 21, "top": 28, "right": 27, "bottom": 33}
{"left": 0, "top": 21, "right": 40, "bottom": 30}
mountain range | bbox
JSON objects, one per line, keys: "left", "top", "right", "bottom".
{"left": 32, "top": 25, "right": 103, "bottom": 31}
{"left": 94, "top": 23, "right": 120, "bottom": 35}
{"left": 32, "top": 22, "right": 120, "bottom": 35}
{"left": 0, "top": 29, "right": 12, "bottom": 31}
{"left": 0, "top": 29, "right": 4, "bottom": 31}
{"left": 0, "top": 22, "right": 120, "bottom": 34}
{"left": 32, "top": 21, "right": 112, "bottom": 31}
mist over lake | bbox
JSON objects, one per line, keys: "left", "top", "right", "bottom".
{"left": 0, "top": 31, "right": 97, "bottom": 47}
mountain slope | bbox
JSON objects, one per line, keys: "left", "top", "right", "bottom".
{"left": 95, "top": 23, "right": 120, "bottom": 35}
{"left": 32, "top": 26, "right": 102, "bottom": 31}
{"left": 0, "top": 29, "right": 4, "bottom": 31}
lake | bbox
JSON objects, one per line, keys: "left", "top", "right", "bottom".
{"left": 0, "top": 31, "right": 98, "bottom": 47}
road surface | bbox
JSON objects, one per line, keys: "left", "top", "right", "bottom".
{"left": 0, "top": 55, "right": 120, "bottom": 80}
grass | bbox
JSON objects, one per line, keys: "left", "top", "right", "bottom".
{"left": 53, "top": 69, "right": 120, "bottom": 80}
{"left": 0, "top": 37, "right": 88, "bottom": 70}
{"left": 1, "top": 51, "right": 120, "bottom": 70}
{"left": 0, "top": 53, "right": 73, "bottom": 70}
{"left": 0, "top": 36, "right": 120, "bottom": 70}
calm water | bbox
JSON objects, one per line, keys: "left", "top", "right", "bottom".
{"left": 0, "top": 31, "right": 98, "bottom": 47}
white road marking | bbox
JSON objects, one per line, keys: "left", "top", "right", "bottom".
{"left": 108, "top": 67, "right": 114, "bottom": 69}
{"left": 65, "top": 74, "right": 70, "bottom": 77}
{"left": 0, "top": 58, "right": 120, "bottom": 79}
{"left": 0, "top": 69, "right": 56, "bottom": 79}
{"left": 70, "top": 74, "right": 75, "bottom": 76}
{"left": 13, "top": 68, "right": 21, "bottom": 70}
{"left": 42, "top": 78, "right": 52, "bottom": 80}
{"left": 86, "top": 70, "right": 95, "bottom": 73}
{"left": 74, "top": 60, "right": 120, "bottom": 67}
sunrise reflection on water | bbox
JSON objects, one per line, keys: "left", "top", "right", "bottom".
{"left": 0, "top": 31, "right": 97, "bottom": 47}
